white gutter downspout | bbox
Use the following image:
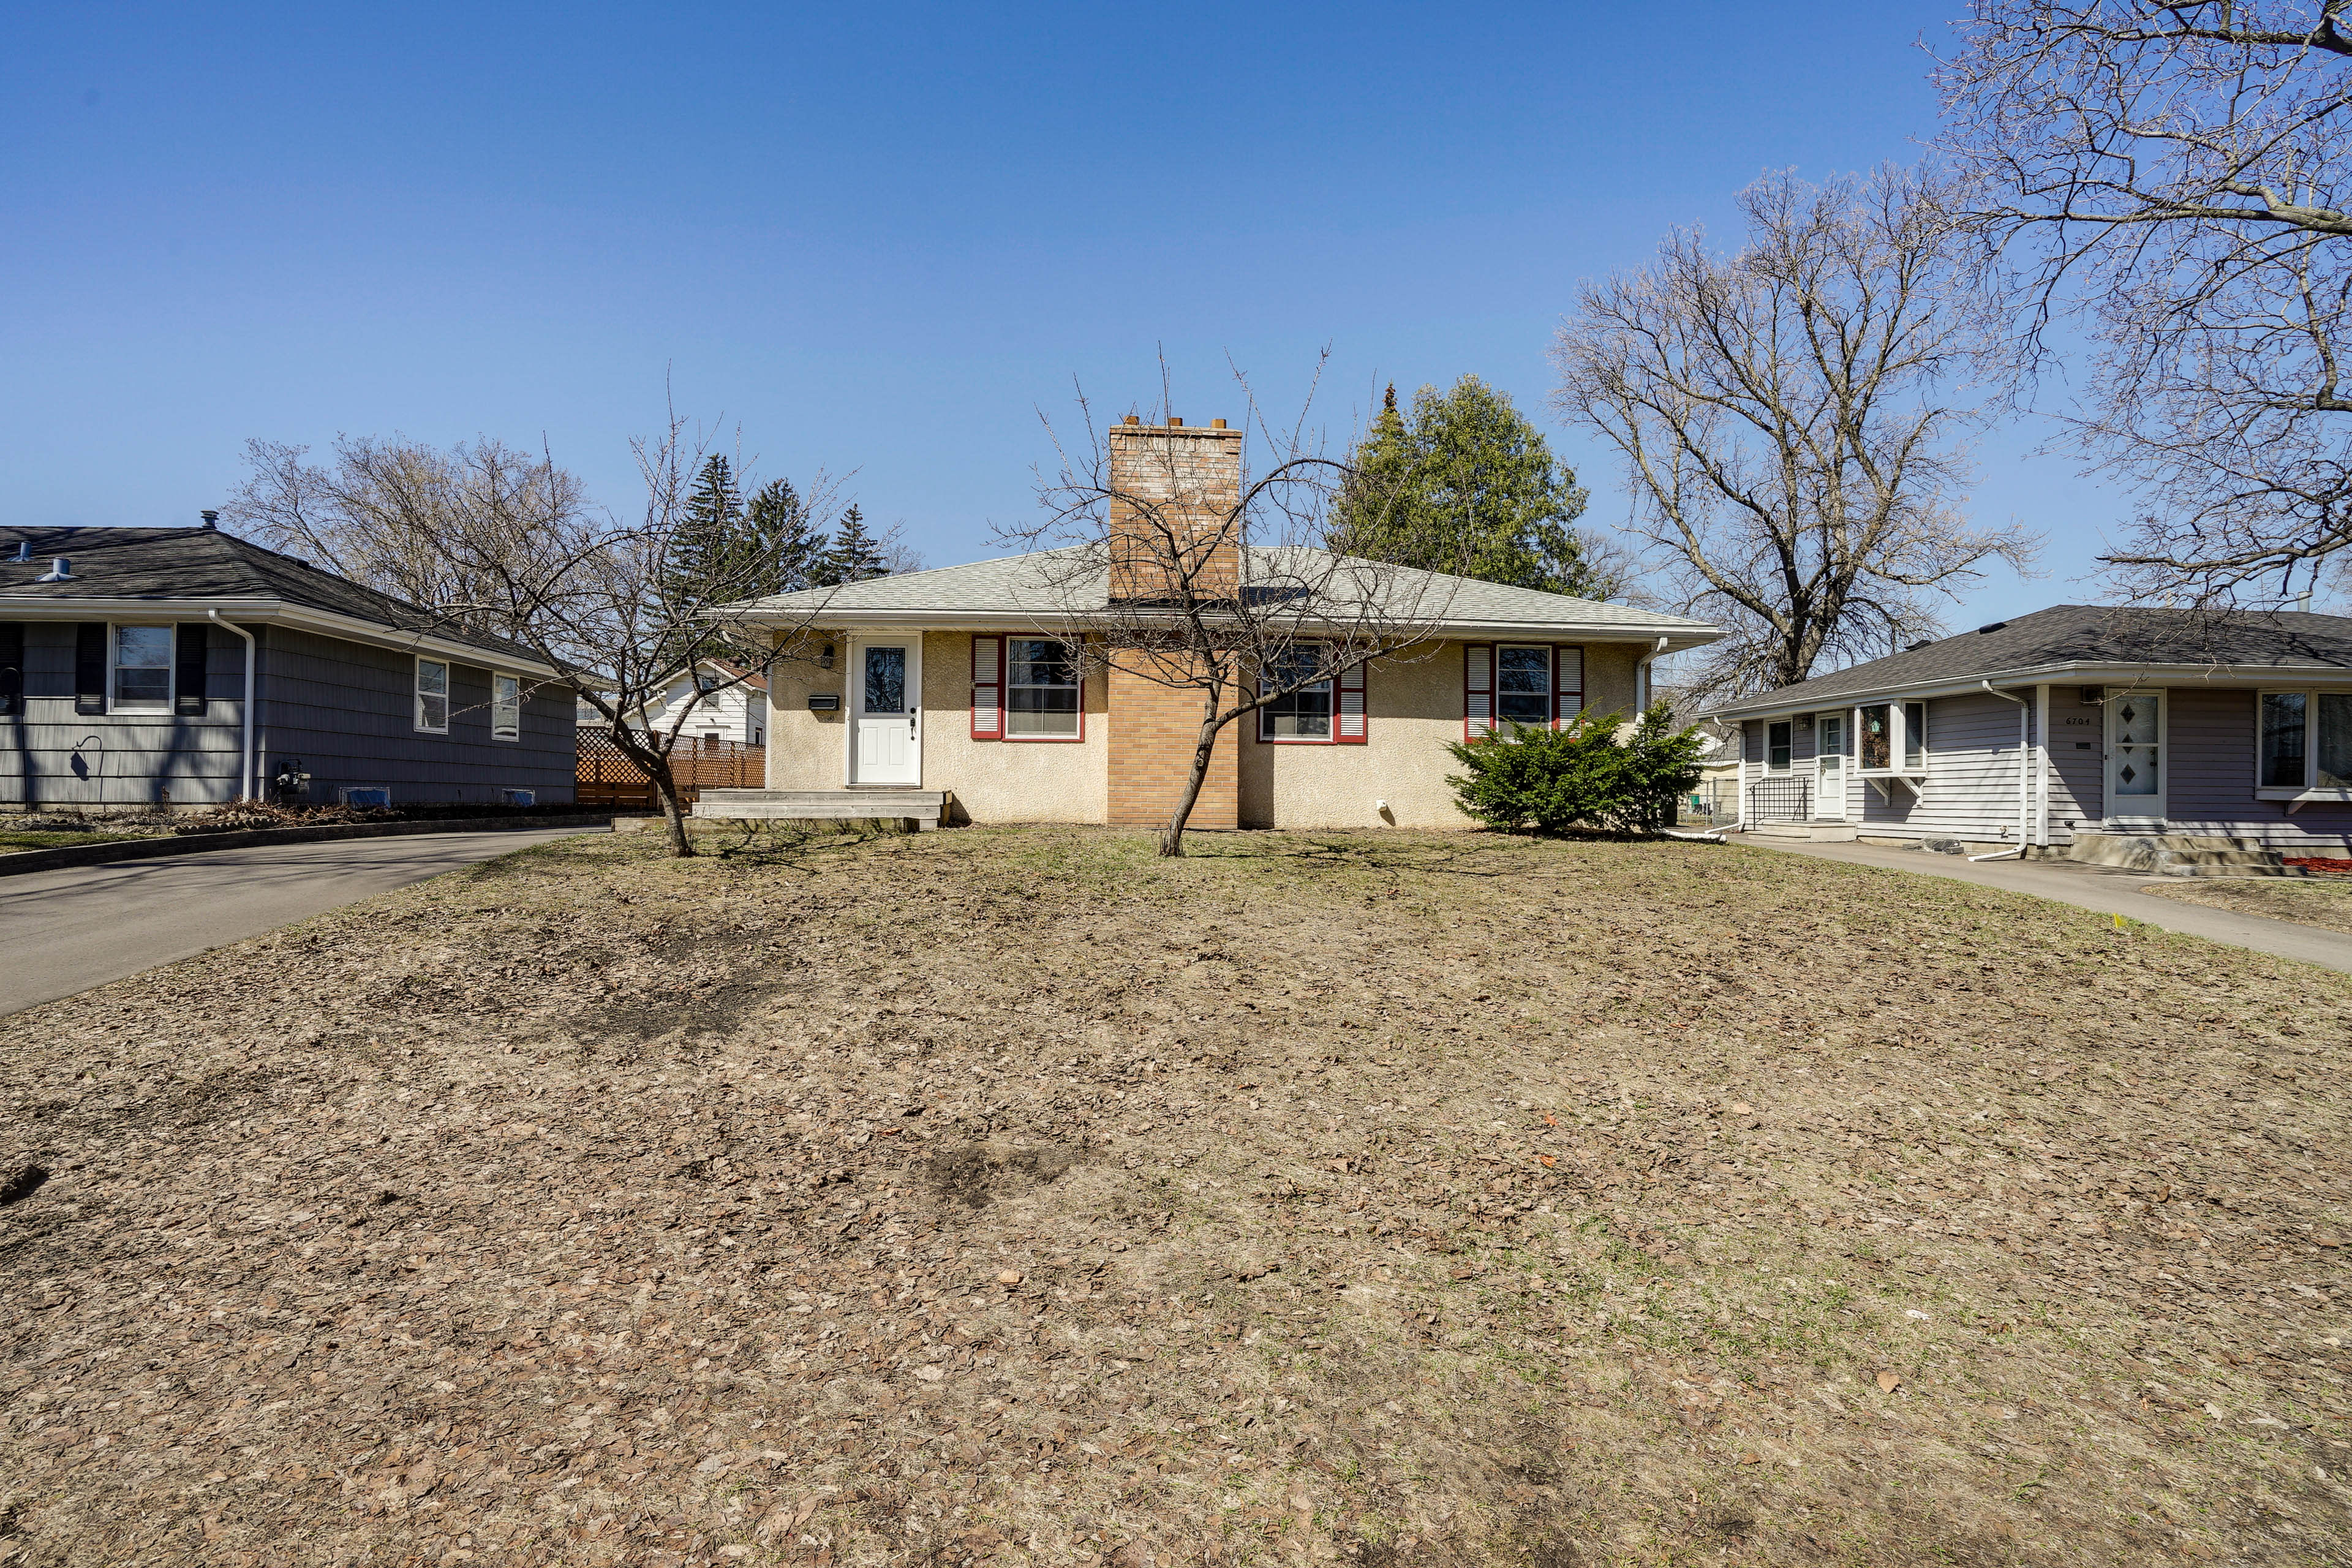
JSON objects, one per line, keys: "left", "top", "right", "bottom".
{"left": 208, "top": 610, "right": 257, "bottom": 802}
{"left": 2034, "top": 682, "right": 2051, "bottom": 850}
{"left": 1971, "top": 680, "right": 2030, "bottom": 861}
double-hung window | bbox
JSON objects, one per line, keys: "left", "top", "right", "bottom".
{"left": 491, "top": 673, "right": 522, "bottom": 741}
{"left": 1261, "top": 645, "right": 1333, "bottom": 741}
{"left": 111, "top": 625, "right": 173, "bottom": 712}
{"left": 415, "top": 657, "right": 450, "bottom": 733}
{"left": 1005, "top": 638, "right": 1080, "bottom": 739}
{"left": 2259, "top": 689, "right": 2352, "bottom": 797}
{"left": 1766, "top": 721, "right": 1792, "bottom": 772}
{"left": 1495, "top": 645, "right": 1551, "bottom": 729}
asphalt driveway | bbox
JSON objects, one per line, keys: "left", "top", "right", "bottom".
{"left": 0, "top": 826, "right": 606, "bottom": 1017}
{"left": 1735, "top": 834, "right": 2352, "bottom": 974}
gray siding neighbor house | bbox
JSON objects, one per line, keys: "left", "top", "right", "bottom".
{"left": 1, "top": 523, "right": 577, "bottom": 812}
{"left": 1702, "top": 605, "right": 2352, "bottom": 854}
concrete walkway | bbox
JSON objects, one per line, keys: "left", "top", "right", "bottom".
{"left": 0, "top": 825, "right": 605, "bottom": 1016}
{"left": 1730, "top": 834, "right": 2352, "bottom": 973}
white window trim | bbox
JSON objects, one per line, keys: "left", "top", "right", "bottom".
{"left": 415, "top": 655, "right": 451, "bottom": 735}
{"left": 1765, "top": 720, "right": 1793, "bottom": 773}
{"left": 1493, "top": 643, "right": 1554, "bottom": 733}
{"left": 109, "top": 622, "right": 176, "bottom": 715}
{"left": 491, "top": 671, "right": 522, "bottom": 742}
{"left": 1259, "top": 642, "right": 1337, "bottom": 744}
{"left": 1854, "top": 700, "right": 1929, "bottom": 778}
{"left": 1003, "top": 636, "right": 1084, "bottom": 742}
{"left": 2255, "top": 686, "right": 2352, "bottom": 804}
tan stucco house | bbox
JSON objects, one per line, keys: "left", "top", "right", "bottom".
{"left": 708, "top": 419, "right": 1719, "bottom": 831}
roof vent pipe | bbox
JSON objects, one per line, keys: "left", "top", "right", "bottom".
{"left": 34, "top": 557, "right": 73, "bottom": 582}
{"left": 9, "top": 540, "right": 28, "bottom": 562}
{"left": 201, "top": 510, "right": 219, "bottom": 529}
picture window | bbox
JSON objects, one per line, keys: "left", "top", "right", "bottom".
{"left": 2260, "top": 689, "right": 2352, "bottom": 794}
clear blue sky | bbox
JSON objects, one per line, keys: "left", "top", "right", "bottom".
{"left": 1, "top": 2, "right": 2121, "bottom": 635}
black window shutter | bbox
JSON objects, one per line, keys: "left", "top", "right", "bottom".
{"left": 0, "top": 623, "right": 21, "bottom": 716}
{"left": 175, "top": 624, "right": 209, "bottom": 716}
{"left": 75, "top": 623, "right": 107, "bottom": 715}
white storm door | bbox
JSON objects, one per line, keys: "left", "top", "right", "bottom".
{"left": 851, "top": 641, "right": 921, "bottom": 785}
{"left": 2105, "top": 689, "right": 2164, "bottom": 822}
{"left": 1814, "top": 714, "right": 1847, "bottom": 820}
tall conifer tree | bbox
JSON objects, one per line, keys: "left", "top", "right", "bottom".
{"left": 1329, "top": 375, "right": 1616, "bottom": 598}
{"left": 815, "top": 505, "right": 889, "bottom": 585}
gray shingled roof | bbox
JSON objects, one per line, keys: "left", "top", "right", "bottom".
{"left": 0, "top": 524, "right": 551, "bottom": 668}
{"left": 1708, "top": 603, "right": 2352, "bottom": 718}
{"left": 727, "top": 545, "right": 1719, "bottom": 638}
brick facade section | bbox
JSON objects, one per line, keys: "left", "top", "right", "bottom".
{"left": 1106, "top": 420, "right": 1243, "bottom": 603}
{"left": 1107, "top": 661, "right": 1237, "bottom": 829}
{"left": 1104, "top": 418, "right": 1245, "bottom": 829}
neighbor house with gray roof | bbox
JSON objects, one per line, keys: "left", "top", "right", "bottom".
{"left": 1703, "top": 605, "right": 2352, "bottom": 854}
{"left": 1, "top": 522, "right": 578, "bottom": 812}
{"left": 705, "top": 417, "right": 1720, "bottom": 831}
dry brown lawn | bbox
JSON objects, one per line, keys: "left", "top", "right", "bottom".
{"left": 2, "top": 826, "right": 2349, "bottom": 1568}
{"left": 2143, "top": 875, "right": 2352, "bottom": 938}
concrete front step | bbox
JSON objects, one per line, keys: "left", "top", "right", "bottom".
{"left": 2070, "top": 832, "right": 2304, "bottom": 876}
{"left": 693, "top": 789, "right": 948, "bottom": 829}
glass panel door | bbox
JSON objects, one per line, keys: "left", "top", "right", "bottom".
{"left": 2106, "top": 690, "right": 2162, "bottom": 816}
{"left": 1815, "top": 713, "right": 1846, "bottom": 820}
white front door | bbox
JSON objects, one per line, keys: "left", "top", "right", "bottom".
{"left": 851, "top": 641, "right": 921, "bottom": 785}
{"left": 1815, "top": 713, "right": 1847, "bottom": 820}
{"left": 2105, "top": 688, "right": 2164, "bottom": 823}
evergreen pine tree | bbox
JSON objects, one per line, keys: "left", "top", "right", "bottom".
{"left": 815, "top": 505, "right": 889, "bottom": 585}
{"left": 1329, "top": 375, "right": 1616, "bottom": 598}
{"left": 663, "top": 454, "right": 745, "bottom": 609}
{"left": 743, "top": 477, "right": 827, "bottom": 595}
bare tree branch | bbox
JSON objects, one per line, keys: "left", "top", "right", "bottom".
{"left": 1551, "top": 165, "right": 2038, "bottom": 703}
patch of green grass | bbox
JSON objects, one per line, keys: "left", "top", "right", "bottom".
{"left": 0, "top": 828, "right": 146, "bottom": 852}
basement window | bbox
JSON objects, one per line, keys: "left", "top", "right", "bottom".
{"left": 2258, "top": 689, "right": 2352, "bottom": 799}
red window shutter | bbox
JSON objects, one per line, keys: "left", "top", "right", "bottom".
{"left": 1336, "top": 658, "right": 1367, "bottom": 743}
{"left": 1463, "top": 643, "right": 1493, "bottom": 740}
{"left": 1553, "top": 644, "right": 1583, "bottom": 729}
{"left": 970, "top": 635, "right": 1002, "bottom": 739}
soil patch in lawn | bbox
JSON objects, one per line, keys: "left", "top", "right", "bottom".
{"left": 2, "top": 827, "right": 2348, "bottom": 1567}
{"left": 2142, "top": 874, "right": 2352, "bottom": 937}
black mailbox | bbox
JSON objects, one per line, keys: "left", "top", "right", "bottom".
{"left": 807, "top": 692, "right": 842, "bottom": 712}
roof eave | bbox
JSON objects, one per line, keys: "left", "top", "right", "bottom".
{"left": 723, "top": 604, "right": 1722, "bottom": 644}
{"left": 1705, "top": 657, "right": 2352, "bottom": 718}
{"left": 0, "top": 595, "right": 565, "bottom": 677}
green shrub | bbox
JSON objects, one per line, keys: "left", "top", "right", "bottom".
{"left": 1444, "top": 704, "right": 1705, "bottom": 835}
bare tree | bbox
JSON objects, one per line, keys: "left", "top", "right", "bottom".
{"left": 1934, "top": 1, "right": 2352, "bottom": 601}
{"left": 222, "top": 418, "right": 846, "bottom": 856}
{"left": 1002, "top": 383, "right": 1453, "bottom": 857}
{"left": 1551, "top": 166, "right": 2038, "bottom": 701}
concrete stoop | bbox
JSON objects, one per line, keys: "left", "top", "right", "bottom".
{"left": 692, "top": 789, "right": 949, "bottom": 831}
{"left": 2066, "top": 832, "right": 2307, "bottom": 878}
{"left": 1744, "top": 821, "right": 1860, "bottom": 843}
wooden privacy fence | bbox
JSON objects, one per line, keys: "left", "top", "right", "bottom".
{"left": 576, "top": 732, "right": 766, "bottom": 809}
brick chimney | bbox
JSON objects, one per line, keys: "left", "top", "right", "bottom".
{"left": 1106, "top": 415, "right": 1243, "bottom": 603}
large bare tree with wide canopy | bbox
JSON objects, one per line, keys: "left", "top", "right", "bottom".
{"left": 1551, "top": 166, "right": 2037, "bottom": 701}
{"left": 1936, "top": 1, "right": 2352, "bottom": 602}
